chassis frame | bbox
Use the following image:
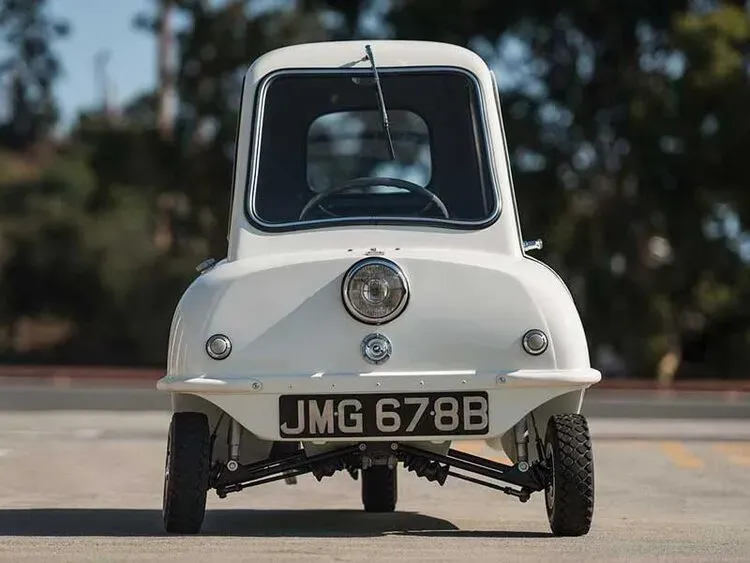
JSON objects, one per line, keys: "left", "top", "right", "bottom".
{"left": 208, "top": 407, "right": 551, "bottom": 502}
{"left": 211, "top": 439, "right": 550, "bottom": 503}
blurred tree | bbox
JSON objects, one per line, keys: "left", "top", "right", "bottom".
{"left": 2, "top": 0, "right": 750, "bottom": 377}
{"left": 373, "top": 0, "right": 750, "bottom": 380}
{"left": 0, "top": 0, "right": 69, "bottom": 149}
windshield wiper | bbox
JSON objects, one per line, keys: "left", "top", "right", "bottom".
{"left": 364, "top": 44, "right": 396, "bottom": 161}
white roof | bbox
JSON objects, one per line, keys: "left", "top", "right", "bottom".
{"left": 245, "top": 39, "right": 492, "bottom": 83}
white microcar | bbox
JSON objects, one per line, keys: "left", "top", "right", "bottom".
{"left": 157, "top": 39, "right": 601, "bottom": 537}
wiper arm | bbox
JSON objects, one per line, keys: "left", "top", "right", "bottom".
{"left": 364, "top": 44, "right": 396, "bottom": 161}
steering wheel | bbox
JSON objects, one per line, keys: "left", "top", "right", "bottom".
{"left": 298, "top": 176, "right": 450, "bottom": 221}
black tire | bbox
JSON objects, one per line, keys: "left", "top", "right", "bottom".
{"left": 544, "top": 413, "right": 594, "bottom": 537}
{"left": 361, "top": 465, "right": 398, "bottom": 512}
{"left": 162, "top": 412, "right": 210, "bottom": 534}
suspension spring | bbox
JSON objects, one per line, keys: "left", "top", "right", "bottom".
{"left": 402, "top": 453, "right": 450, "bottom": 485}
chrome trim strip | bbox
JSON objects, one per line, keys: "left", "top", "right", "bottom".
{"left": 244, "top": 65, "right": 502, "bottom": 231}
{"left": 341, "top": 257, "right": 410, "bottom": 325}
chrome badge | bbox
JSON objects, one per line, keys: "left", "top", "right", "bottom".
{"left": 361, "top": 333, "right": 392, "bottom": 365}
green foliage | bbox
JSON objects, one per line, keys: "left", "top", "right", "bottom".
{"left": 0, "top": 0, "right": 70, "bottom": 147}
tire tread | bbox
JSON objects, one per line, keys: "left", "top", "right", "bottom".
{"left": 162, "top": 412, "right": 210, "bottom": 534}
{"left": 546, "top": 413, "right": 594, "bottom": 536}
{"left": 361, "top": 465, "right": 397, "bottom": 513}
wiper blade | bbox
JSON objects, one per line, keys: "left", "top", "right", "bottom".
{"left": 364, "top": 44, "right": 396, "bottom": 161}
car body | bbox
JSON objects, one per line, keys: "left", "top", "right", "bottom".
{"left": 157, "top": 39, "right": 601, "bottom": 536}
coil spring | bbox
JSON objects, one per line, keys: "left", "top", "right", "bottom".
{"left": 403, "top": 454, "right": 450, "bottom": 486}
{"left": 311, "top": 457, "right": 346, "bottom": 481}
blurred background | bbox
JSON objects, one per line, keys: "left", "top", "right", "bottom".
{"left": 1, "top": 0, "right": 750, "bottom": 385}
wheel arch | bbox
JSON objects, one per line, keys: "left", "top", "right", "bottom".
{"left": 170, "top": 392, "right": 274, "bottom": 465}
{"left": 499, "top": 389, "right": 585, "bottom": 463}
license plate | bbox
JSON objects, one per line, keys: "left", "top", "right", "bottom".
{"left": 278, "top": 391, "right": 489, "bottom": 438}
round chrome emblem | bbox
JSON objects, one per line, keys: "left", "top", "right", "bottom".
{"left": 361, "top": 333, "right": 392, "bottom": 365}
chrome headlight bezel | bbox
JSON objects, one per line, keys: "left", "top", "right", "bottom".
{"left": 341, "top": 258, "right": 410, "bottom": 325}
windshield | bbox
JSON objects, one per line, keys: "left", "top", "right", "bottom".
{"left": 248, "top": 69, "right": 498, "bottom": 229}
{"left": 307, "top": 109, "right": 431, "bottom": 194}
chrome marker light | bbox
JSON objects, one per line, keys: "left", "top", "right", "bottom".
{"left": 522, "top": 329, "right": 548, "bottom": 355}
{"left": 206, "top": 334, "right": 232, "bottom": 360}
{"left": 342, "top": 258, "right": 409, "bottom": 325}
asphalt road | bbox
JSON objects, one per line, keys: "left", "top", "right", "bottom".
{"left": 0, "top": 379, "right": 748, "bottom": 419}
{"left": 0, "top": 411, "right": 748, "bottom": 562}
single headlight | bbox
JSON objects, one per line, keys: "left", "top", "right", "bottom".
{"left": 342, "top": 258, "right": 409, "bottom": 324}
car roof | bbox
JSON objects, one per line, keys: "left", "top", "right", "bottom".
{"left": 244, "top": 39, "right": 492, "bottom": 84}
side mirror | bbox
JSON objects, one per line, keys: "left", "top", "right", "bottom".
{"left": 196, "top": 258, "right": 217, "bottom": 274}
{"left": 523, "top": 239, "right": 543, "bottom": 253}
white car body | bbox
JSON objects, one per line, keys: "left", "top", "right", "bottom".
{"left": 157, "top": 39, "right": 600, "bottom": 536}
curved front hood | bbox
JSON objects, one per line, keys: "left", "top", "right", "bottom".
{"left": 167, "top": 248, "right": 591, "bottom": 377}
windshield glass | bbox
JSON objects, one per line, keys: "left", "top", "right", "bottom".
{"left": 307, "top": 109, "right": 431, "bottom": 194}
{"left": 248, "top": 69, "right": 498, "bottom": 229}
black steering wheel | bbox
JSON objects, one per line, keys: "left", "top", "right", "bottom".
{"left": 298, "top": 176, "right": 450, "bottom": 221}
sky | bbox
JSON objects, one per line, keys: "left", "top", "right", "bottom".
{"left": 45, "top": 0, "right": 527, "bottom": 131}
{"left": 48, "top": 0, "right": 158, "bottom": 129}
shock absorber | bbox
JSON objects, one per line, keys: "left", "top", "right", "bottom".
{"left": 227, "top": 418, "right": 241, "bottom": 471}
{"left": 514, "top": 417, "right": 530, "bottom": 472}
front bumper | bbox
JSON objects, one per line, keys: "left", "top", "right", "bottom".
{"left": 157, "top": 368, "right": 601, "bottom": 395}
{"left": 157, "top": 369, "right": 601, "bottom": 442}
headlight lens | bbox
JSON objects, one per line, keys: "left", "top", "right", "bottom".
{"left": 342, "top": 258, "right": 409, "bottom": 324}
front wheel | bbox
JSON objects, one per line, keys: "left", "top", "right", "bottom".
{"left": 162, "top": 412, "right": 210, "bottom": 534}
{"left": 361, "top": 465, "right": 398, "bottom": 512}
{"left": 544, "top": 413, "right": 594, "bottom": 536}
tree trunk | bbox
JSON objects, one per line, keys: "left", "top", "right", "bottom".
{"left": 157, "top": 0, "right": 175, "bottom": 139}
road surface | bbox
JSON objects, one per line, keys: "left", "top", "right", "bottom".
{"left": 0, "top": 379, "right": 748, "bottom": 419}
{"left": 0, "top": 410, "right": 748, "bottom": 562}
